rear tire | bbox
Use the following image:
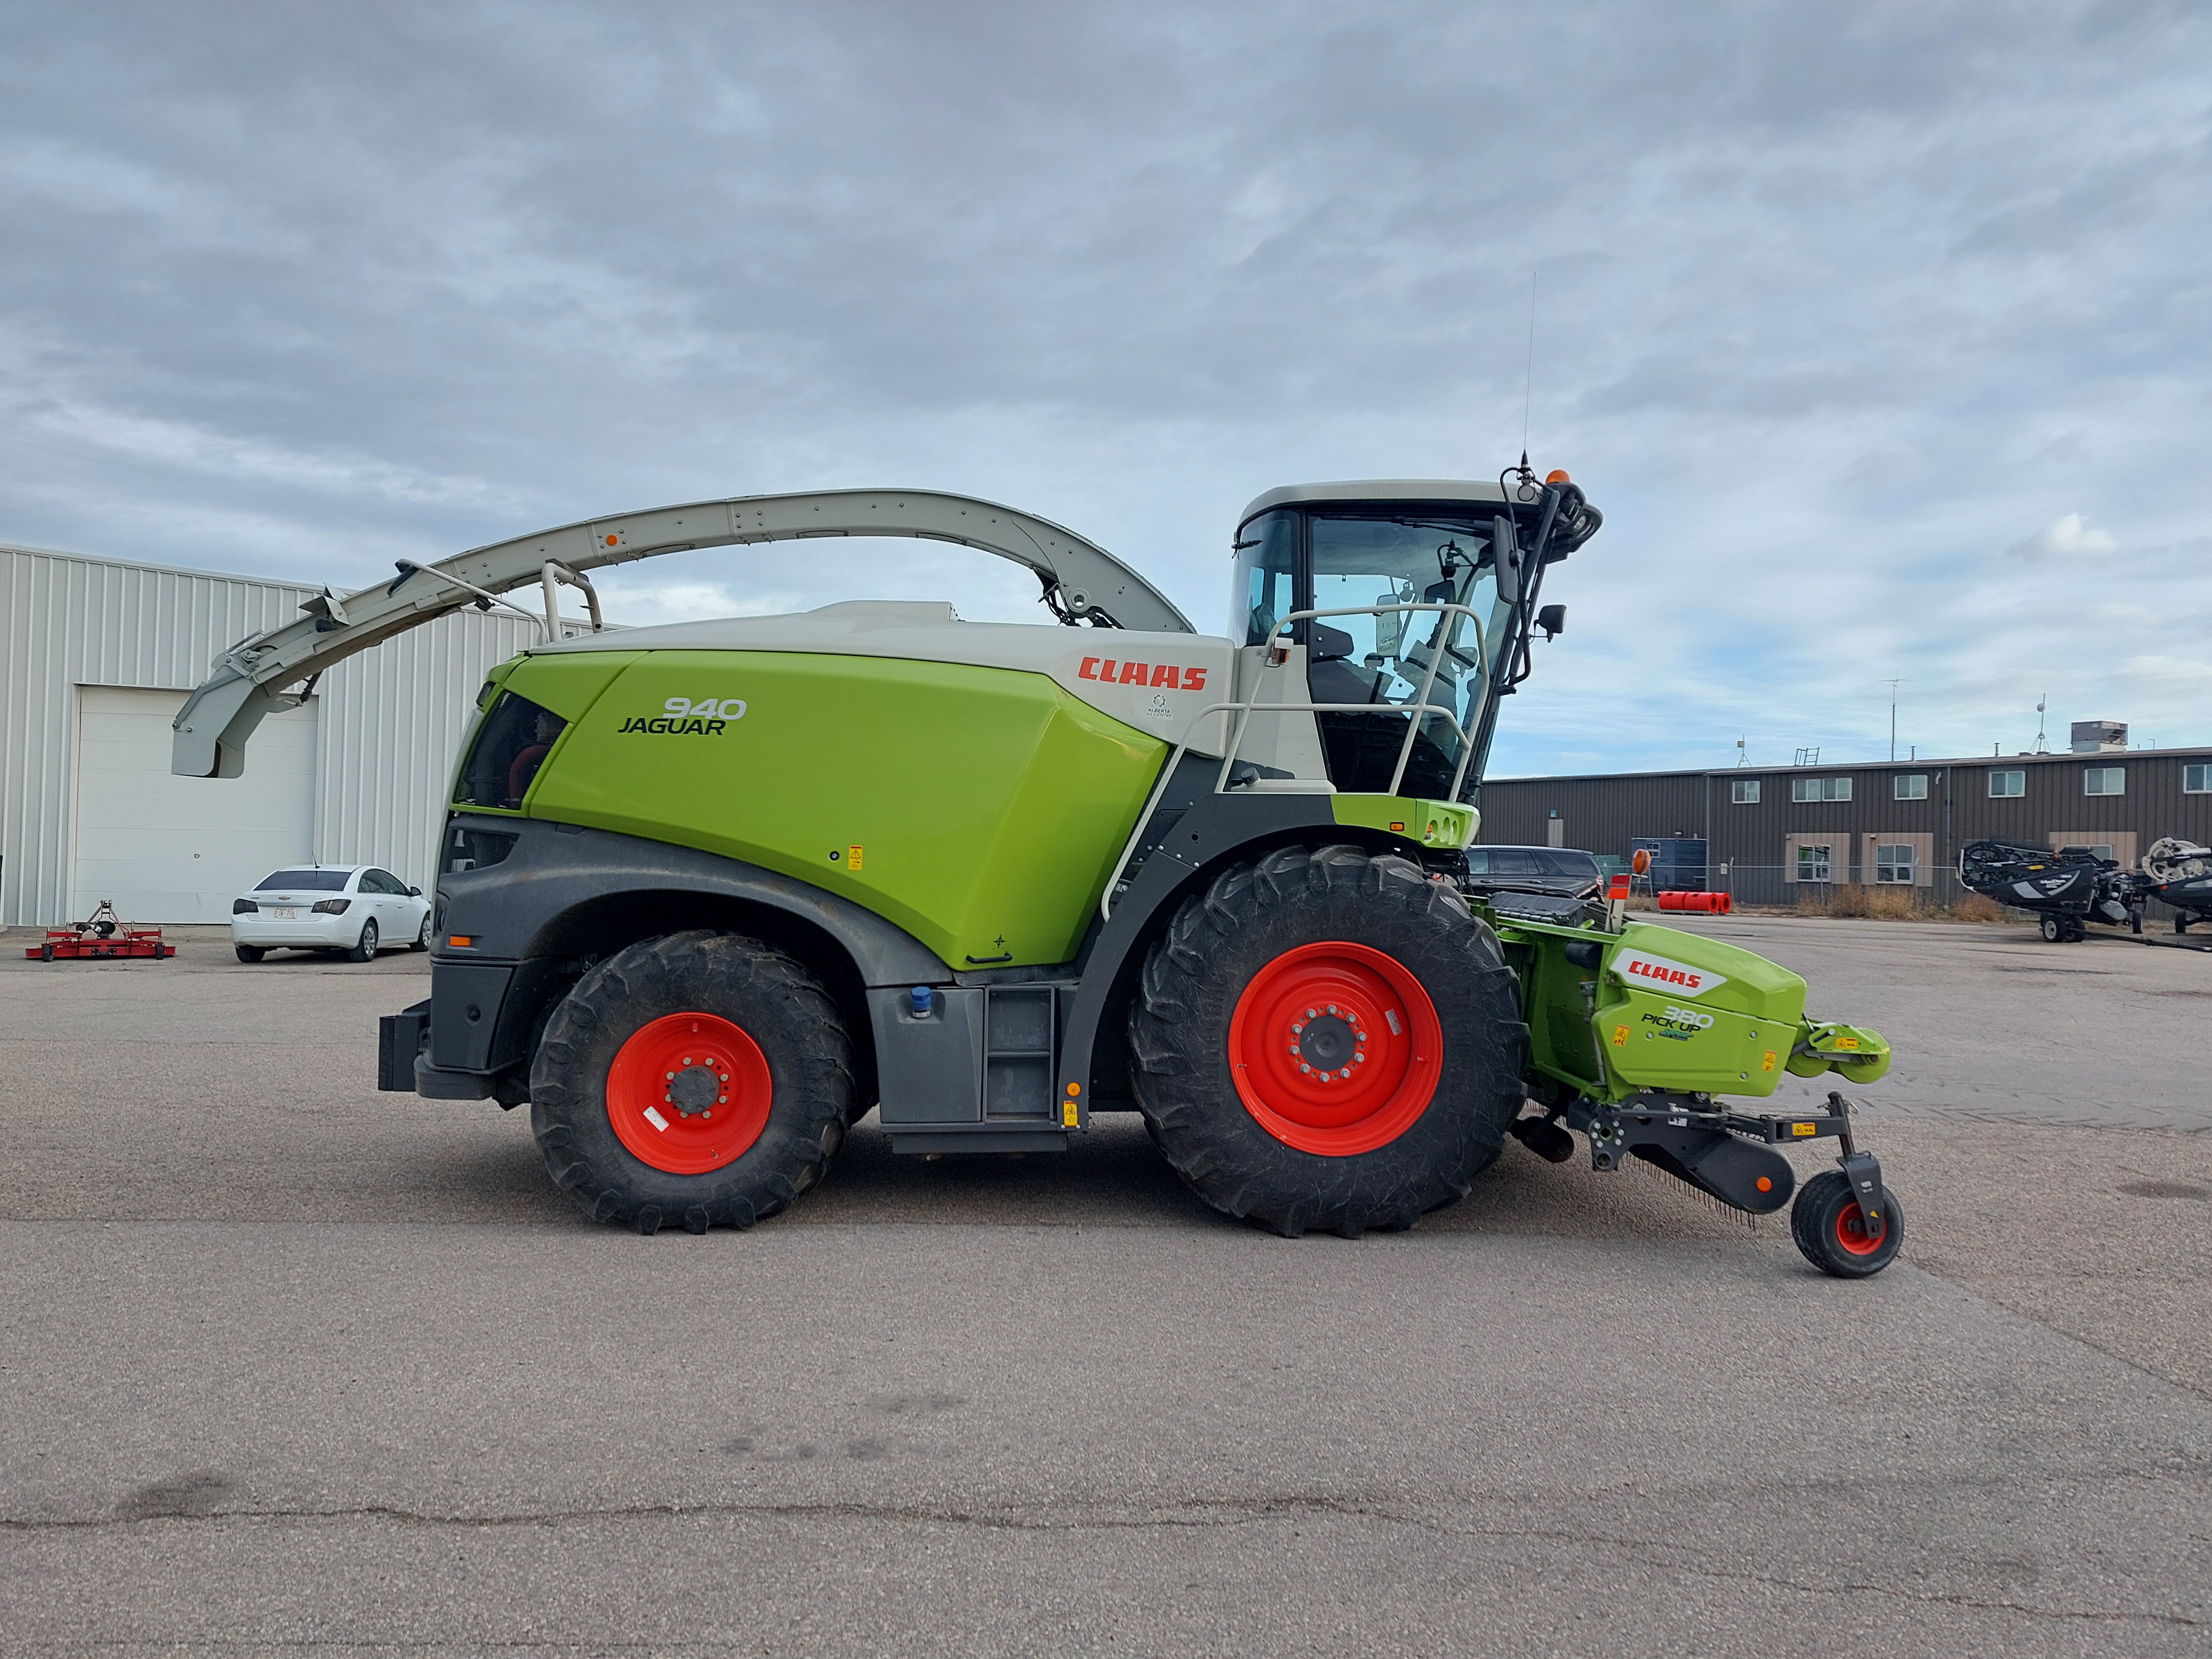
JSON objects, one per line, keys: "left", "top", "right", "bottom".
{"left": 347, "top": 918, "right": 378, "bottom": 962}
{"left": 2039, "top": 915, "right": 2062, "bottom": 942}
{"left": 1128, "top": 844, "right": 1527, "bottom": 1238}
{"left": 234, "top": 944, "right": 265, "bottom": 963}
{"left": 529, "top": 931, "right": 853, "bottom": 1232}
{"left": 1792, "top": 1168, "right": 1903, "bottom": 1277}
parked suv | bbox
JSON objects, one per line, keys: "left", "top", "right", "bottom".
{"left": 1462, "top": 845, "right": 1605, "bottom": 900}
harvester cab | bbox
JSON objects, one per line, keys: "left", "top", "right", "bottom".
{"left": 170, "top": 469, "right": 1902, "bottom": 1276}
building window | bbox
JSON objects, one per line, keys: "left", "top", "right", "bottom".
{"left": 2186, "top": 764, "right": 2210, "bottom": 794}
{"left": 1795, "top": 844, "right": 1832, "bottom": 882}
{"left": 1893, "top": 774, "right": 1927, "bottom": 800}
{"left": 1731, "top": 778, "right": 1760, "bottom": 804}
{"left": 1989, "top": 769, "right": 2025, "bottom": 798}
{"left": 1875, "top": 843, "right": 1916, "bottom": 884}
{"left": 2083, "top": 766, "right": 2125, "bottom": 796}
{"left": 1791, "top": 776, "right": 1852, "bottom": 803}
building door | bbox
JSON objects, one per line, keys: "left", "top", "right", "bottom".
{"left": 71, "top": 686, "right": 319, "bottom": 922}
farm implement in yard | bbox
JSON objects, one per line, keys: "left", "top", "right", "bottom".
{"left": 27, "top": 900, "right": 173, "bottom": 961}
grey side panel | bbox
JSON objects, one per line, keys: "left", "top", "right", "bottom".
{"left": 435, "top": 815, "right": 947, "bottom": 987}
{"left": 1056, "top": 790, "right": 1348, "bottom": 1118}
{"left": 867, "top": 984, "right": 1071, "bottom": 1128}
{"left": 870, "top": 987, "right": 984, "bottom": 1124}
{"left": 430, "top": 964, "right": 517, "bottom": 1071}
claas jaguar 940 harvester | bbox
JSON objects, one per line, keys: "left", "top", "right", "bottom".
{"left": 171, "top": 467, "right": 1902, "bottom": 1275}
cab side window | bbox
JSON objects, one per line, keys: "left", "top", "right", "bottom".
{"left": 1238, "top": 511, "right": 1298, "bottom": 647}
{"left": 457, "top": 692, "right": 568, "bottom": 810}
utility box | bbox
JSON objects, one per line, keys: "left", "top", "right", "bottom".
{"left": 2070, "top": 719, "right": 2127, "bottom": 753}
{"left": 1629, "top": 836, "right": 1709, "bottom": 893}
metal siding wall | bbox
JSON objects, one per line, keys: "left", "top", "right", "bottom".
{"left": 0, "top": 545, "right": 536, "bottom": 926}
{"left": 1478, "top": 772, "right": 1707, "bottom": 857}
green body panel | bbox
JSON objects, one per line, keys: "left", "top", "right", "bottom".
{"left": 1331, "top": 794, "right": 1477, "bottom": 850}
{"left": 1497, "top": 917, "right": 1882, "bottom": 1103}
{"left": 505, "top": 650, "right": 1168, "bottom": 970}
{"left": 1592, "top": 921, "right": 1805, "bottom": 1099}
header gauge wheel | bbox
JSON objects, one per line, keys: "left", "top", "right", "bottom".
{"left": 529, "top": 931, "right": 853, "bottom": 1233}
{"left": 1791, "top": 1169, "right": 1903, "bottom": 1277}
{"left": 1128, "top": 844, "right": 1527, "bottom": 1237}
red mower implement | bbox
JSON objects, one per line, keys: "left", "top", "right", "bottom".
{"left": 27, "top": 900, "right": 174, "bottom": 962}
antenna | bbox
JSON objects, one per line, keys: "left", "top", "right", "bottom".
{"left": 1519, "top": 270, "right": 1536, "bottom": 475}
{"left": 1884, "top": 675, "right": 1902, "bottom": 762}
{"left": 1735, "top": 736, "right": 1747, "bottom": 768}
{"left": 2035, "top": 694, "right": 2048, "bottom": 754}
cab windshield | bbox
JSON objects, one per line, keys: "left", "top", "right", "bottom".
{"left": 1237, "top": 508, "right": 1519, "bottom": 799}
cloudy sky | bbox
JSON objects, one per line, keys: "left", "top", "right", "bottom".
{"left": 2, "top": 1, "right": 2206, "bottom": 776}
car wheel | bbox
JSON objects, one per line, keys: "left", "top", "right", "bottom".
{"left": 410, "top": 911, "right": 431, "bottom": 951}
{"left": 347, "top": 918, "right": 379, "bottom": 963}
{"left": 234, "top": 944, "right": 265, "bottom": 963}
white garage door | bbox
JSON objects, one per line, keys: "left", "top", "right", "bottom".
{"left": 72, "top": 686, "right": 320, "bottom": 923}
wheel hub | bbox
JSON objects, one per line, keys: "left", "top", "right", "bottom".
{"left": 605, "top": 1013, "right": 773, "bottom": 1174}
{"left": 1227, "top": 940, "right": 1443, "bottom": 1156}
{"left": 1292, "top": 1011, "right": 1362, "bottom": 1077}
{"left": 666, "top": 1062, "right": 727, "bottom": 1117}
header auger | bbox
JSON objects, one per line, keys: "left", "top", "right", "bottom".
{"left": 176, "top": 468, "right": 1902, "bottom": 1276}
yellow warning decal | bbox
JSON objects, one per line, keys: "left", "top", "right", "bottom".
{"left": 1062, "top": 1099, "right": 1079, "bottom": 1128}
{"left": 1611, "top": 1025, "right": 1628, "bottom": 1048}
{"left": 1792, "top": 1121, "right": 1816, "bottom": 1137}
{"left": 1836, "top": 1035, "right": 1859, "bottom": 1050}
{"left": 1761, "top": 1051, "right": 1777, "bottom": 1073}
{"left": 848, "top": 845, "right": 863, "bottom": 871}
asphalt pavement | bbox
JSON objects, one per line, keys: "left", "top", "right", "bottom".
{"left": 2, "top": 918, "right": 2207, "bottom": 1656}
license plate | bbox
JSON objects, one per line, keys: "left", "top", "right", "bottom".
{"left": 271, "top": 907, "right": 299, "bottom": 919}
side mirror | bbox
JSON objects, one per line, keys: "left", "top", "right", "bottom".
{"left": 1493, "top": 517, "right": 1521, "bottom": 606}
{"left": 1536, "top": 603, "right": 1566, "bottom": 641}
{"left": 408, "top": 886, "right": 422, "bottom": 897}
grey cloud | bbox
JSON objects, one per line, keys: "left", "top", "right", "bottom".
{"left": 2, "top": 0, "right": 2208, "bottom": 765}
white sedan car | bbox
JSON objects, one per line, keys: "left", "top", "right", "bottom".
{"left": 230, "top": 864, "right": 431, "bottom": 963}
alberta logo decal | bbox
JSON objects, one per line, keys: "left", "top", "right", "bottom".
{"left": 619, "top": 696, "right": 747, "bottom": 736}
{"left": 1616, "top": 948, "right": 1727, "bottom": 998}
{"left": 1077, "top": 657, "right": 1208, "bottom": 691}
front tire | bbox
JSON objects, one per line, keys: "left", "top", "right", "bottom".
{"left": 410, "top": 912, "right": 431, "bottom": 951}
{"left": 2039, "top": 915, "right": 2062, "bottom": 943}
{"left": 529, "top": 931, "right": 853, "bottom": 1233}
{"left": 1128, "top": 844, "right": 1527, "bottom": 1238}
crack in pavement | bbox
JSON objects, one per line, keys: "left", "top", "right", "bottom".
{"left": 4, "top": 1487, "right": 2202, "bottom": 1631}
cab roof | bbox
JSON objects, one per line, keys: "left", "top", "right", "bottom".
{"left": 1238, "top": 478, "right": 1514, "bottom": 526}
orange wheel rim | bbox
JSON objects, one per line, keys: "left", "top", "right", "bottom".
{"left": 1833, "top": 1200, "right": 1887, "bottom": 1256}
{"left": 1227, "top": 940, "right": 1443, "bottom": 1155}
{"left": 606, "top": 1011, "right": 772, "bottom": 1174}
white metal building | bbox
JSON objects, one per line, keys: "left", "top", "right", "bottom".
{"left": 1, "top": 541, "right": 545, "bottom": 927}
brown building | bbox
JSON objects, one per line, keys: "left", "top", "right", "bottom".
{"left": 1475, "top": 746, "right": 2212, "bottom": 908}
